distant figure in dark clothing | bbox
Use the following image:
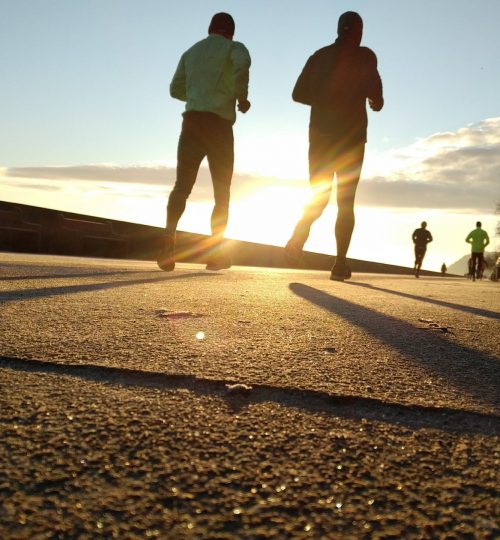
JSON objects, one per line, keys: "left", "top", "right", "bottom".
{"left": 285, "top": 11, "right": 384, "bottom": 281}
{"left": 441, "top": 262, "right": 447, "bottom": 276}
{"left": 412, "top": 221, "right": 432, "bottom": 278}
{"left": 465, "top": 221, "right": 490, "bottom": 282}
{"left": 157, "top": 13, "right": 251, "bottom": 272}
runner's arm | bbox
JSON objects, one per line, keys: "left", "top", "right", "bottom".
{"left": 292, "top": 56, "right": 314, "bottom": 105}
{"left": 366, "top": 50, "right": 384, "bottom": 112}
{"left": 170, "top": 55, "right": 187, "bottom": 101}
{"left": 231, "top": 43, "right": 251, "bottom": 109}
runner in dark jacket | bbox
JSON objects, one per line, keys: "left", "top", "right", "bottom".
{"left": 285, "top": 11, "right": 384, "bottom": 281}
{"left": 412, "top": 221, "right": 433, "bottom": 278}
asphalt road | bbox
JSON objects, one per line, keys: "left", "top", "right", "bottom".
{"left": 1, "top": 253, "right": 499, "bottom": 539}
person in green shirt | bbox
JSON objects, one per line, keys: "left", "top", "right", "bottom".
{"left": 157, "top": 13, "right": 251, "bottom": 272}
{"left": 465, "top": 221, "right": 490, "bottom": 281}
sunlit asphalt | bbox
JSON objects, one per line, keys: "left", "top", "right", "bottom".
{"left": 1, "top": 253, "right": 499, "bottom": 538}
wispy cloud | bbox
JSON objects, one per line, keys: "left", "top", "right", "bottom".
{"left": 6, "top": 164, "right": 174, "bottom": 185}
{"left": 2, "top": 162, "right": 274, "bottom": 202}
{"left": 2, "top": 117, "right": 499, "bottom": 213}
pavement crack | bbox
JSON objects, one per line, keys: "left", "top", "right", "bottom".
{"left": 1, "top": 355, "right": 499, "bottom": 436}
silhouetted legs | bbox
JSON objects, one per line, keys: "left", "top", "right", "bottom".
{"left": 287, "top": 135, "right": 365, "bottom": 278}
{"left": 471, "top": 252, "right": 484, "bottom": 281}
{"left": 334, "top": 143, "right": 365, "bottom": 263}
{"left": 159, "top": 112, "right": 233, "bottom": 270}
{"left": 207, "top": 139, "right": 233, "bottom": 247}
{"left": 414, "top": 246, "right": 426, "bottom": 277}
{"left": 166, "top": 111, "right": 233, "bottom": 238}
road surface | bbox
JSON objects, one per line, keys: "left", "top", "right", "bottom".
{"left": 1, "top": 253, "right": 499, "bottom": 538}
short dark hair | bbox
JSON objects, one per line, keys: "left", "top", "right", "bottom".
{"left": 337, "top": 11, "right": 363, "bottom": 37}
{"left": 209, "top": 12, "right": 235, "bottom": 37}
{"left": 476, "top": 221, "right": 482, "bottom": 227}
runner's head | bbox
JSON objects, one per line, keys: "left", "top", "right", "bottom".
{"left": 337, "top": 11, "right": 363, "bottom": 45}
{"left": 476, "top": 221, "right": 482, "bottom": 228}
{"left": 209, "top": 12, "right": 235, "bottom": 39}
{"left": 421, "top": 221, "right": 427, "bottom": 228}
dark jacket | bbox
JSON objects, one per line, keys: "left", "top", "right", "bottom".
{"left": 293, "top": 37, "right": 383, "bottom": 142}
{"left": 412, "top": 228, "right": 433, "bottom": 247}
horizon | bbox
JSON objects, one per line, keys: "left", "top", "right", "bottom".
{"left": 1, "top": 1, "right": 499, "bottom": 271}
{"left": 1, "top": 191, "right": 495, "bottom": 273}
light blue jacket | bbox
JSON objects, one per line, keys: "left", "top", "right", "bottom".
{"left": 170, "top": 34, "right": 251, "bottom": 124}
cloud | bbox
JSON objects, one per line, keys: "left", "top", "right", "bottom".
{"left": 359, "top": 117, "right": 500, "bottom": 211}
{"left": 2, "top": 117, "right": 499, "bottom": 213}
{"left": 2, "top": 162, "right": 276, "bottom": 203}
{"left": 6, "top": 164, "right": 175, "bottom": 185}
{"left": 356, "top": 176, "right": 492, "bottom": 211}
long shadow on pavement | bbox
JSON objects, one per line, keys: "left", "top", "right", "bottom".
{"left": 289, "top": 283, "right": 500, "bottom": 412}
{"left": 0, "top": 270, "right": 152, "bottom": 282}
{"left": 346, "top": 281, "right": 500, "bottom": 320}
{"left": 0, "top": 272, "right": 219, "bottom": 304}
{"left": 1, "top": 356, "right": 499, "bottom": 437}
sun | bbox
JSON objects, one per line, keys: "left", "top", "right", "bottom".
{"left": 226, "top": 185, "right": 308, "bottom": 246}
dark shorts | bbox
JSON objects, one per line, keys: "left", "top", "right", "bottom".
{"left": 308, "top": 131, "right": 365, "bottom": 177}
{"left": 180, "top": 111, "right": 234, "bottom": 165}
{"left": 414, "top": 246, "right": 426, "bottom": 259}
{"left": 174, "top": 111, "right": 234, "bottom": 199}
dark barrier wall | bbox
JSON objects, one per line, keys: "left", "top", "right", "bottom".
{"left": 0, "top": 200, "right": 441, "bottom": 275}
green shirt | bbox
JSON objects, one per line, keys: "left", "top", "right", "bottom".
{"left": 465, "top": 228, "right": 490, "bottom": 253}
{"left": 170, "top": 34, "right": 251, "bottom": 124}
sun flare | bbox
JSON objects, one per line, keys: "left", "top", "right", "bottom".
{"left": 226, "top": 185, "right": 308, "bottom": 246}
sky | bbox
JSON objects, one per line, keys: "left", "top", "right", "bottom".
{"left": 1, "top": 0, "right": 499, "bottom": 271}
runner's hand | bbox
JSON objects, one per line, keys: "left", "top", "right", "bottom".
{"left": 369, "top": 98, "right": 383, "bottom": 111}
{"left": 238, "top": 99, "right": 251, "bottom": 113}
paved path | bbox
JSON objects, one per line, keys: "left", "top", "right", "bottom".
{"left": 1, "top": 253, "right": 499, "bottom": 538}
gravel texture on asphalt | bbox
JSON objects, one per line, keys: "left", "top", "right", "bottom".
{"left": 1, "top": 368, "right": 498, "bottom": 539}
{"left": 1, "top": 254, "right": 499, "bottom": 414}
{"left": 1, "top": 254, "right": 499, "bottom": 538}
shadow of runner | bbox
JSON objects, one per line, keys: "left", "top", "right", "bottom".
{"left": 346, "top": 281, "right": 500, "bottom": 320}
{"left": 0, "top": 270, "right": 150, "bottom": 282}
{"left": 1, "top": 355, "right": 499, "bottom": 436}
{"left": 0, "top": 272, "right": 219, "bottom": 304}
{"left": 289, "top": 282, "right": 500, "bottom": 412}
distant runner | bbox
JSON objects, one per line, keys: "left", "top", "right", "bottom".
{"left": 465, "top": 221, "right": 490, "bottom": 281}
{"left": 412, "top": 221, "right": 433, "bottom": 278}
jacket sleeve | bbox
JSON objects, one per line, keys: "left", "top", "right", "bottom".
{"left": 365, "top": 50, "right": 384, "bottom": 111}
{"left": 292, "top": 56, "right": 314, "bottom": 105}
{"left": 231, "top": 44, "right": 251, "bottom": 101}
{"left": 170, "top": 54, "right": 187, "bottom": 102}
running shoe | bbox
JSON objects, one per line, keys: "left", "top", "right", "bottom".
{"left": 284, "top": 239, "right": 303, "bottom": 266}
{"left": 206, "top": 254, "right": 232, "bottom": 271}
{"left": 157, "top": 235, "right": 175, "bottom": 271}
{"left": 330, "top": 262, "right": 352, "bottom": 281}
